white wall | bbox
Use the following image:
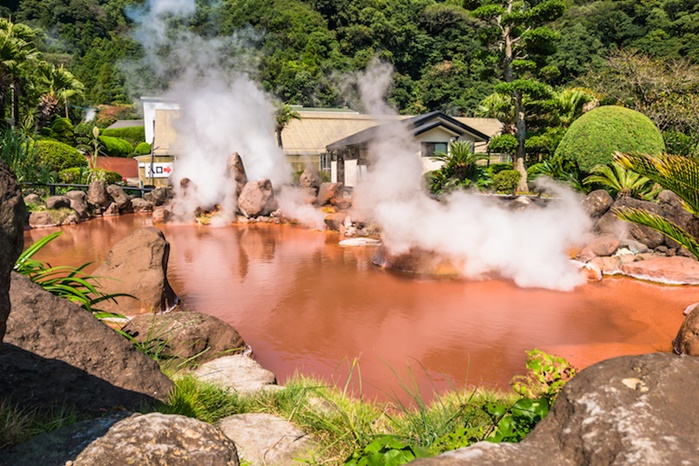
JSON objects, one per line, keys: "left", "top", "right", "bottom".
{"left": 141, "top": 97, "right": 180, "bottom": 144}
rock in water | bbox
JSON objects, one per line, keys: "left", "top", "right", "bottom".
{"left": 72, "top": 413, "right": 239, "bottom": 466}
{"left": 2, "top": 273, "right": 173, "bottom": 412}
{"left": 65, "top": 190, "right": 90, "bottom": 219}
{"left": 0, "top": 161, "right": 25, "bottom": 346}
{"left": 87, "top": 180, "right": 112, "bottom": 212}
{"left": 226, "top": 152, "right": 248, "bottom": 199}
{"left": 106, "top": 184, "right": 132, "bottom": 214}
{"left": 238, "top": 179, "right": 276, "bottom": 218}
{"left": 93, "top": 227, "right": 179, "bottom": 314}
{"left": 299, "top": 167, "right": 320, "bottom": 194}
{"left": 317, "top": 182, "right": 344, "bottom": 206}
{"left": 121, "top": 311, "right": 246, "bottom": 364}
{"left": 673, "top": 305, "right": 699, "bottom": 355}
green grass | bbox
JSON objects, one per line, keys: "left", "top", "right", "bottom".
{"left": 0, "top": 399, "right": 80, "bottom": 450}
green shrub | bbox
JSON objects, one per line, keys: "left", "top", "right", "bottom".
{"left": 49, "top": 117, "right": 75, "bottom": 145}
{"left": 59, "top": 167, "right": 122, "bottom": 184}
{"left": 344, "top": 435, "right": 431, "bottom": 465}
{"left": 36, "top": 139, "right": 87, "bottom": 172}
{"left": 99, "top": 135, "right": 134, "bottom": 158}
{"left": 488, "top": 134, "right": 518, "bottom": 155}
{"left": 101, "top": 126, "right": 145, "bottom": 142}
{"left": 663, "top": 130, "right": 698, "bottom": 157}
{"left": 555, "top": 106, "right": 665, "bottom": 173}
{"left": 492, "top": 169, "right": 521, "bottom": 194}
{"left": 487, "top": 163, "right": 513, "bottom": 176}
{"left": 134, "top": 142, "right": 151, "bottom": 155}
{"left": 58, "top": 166, "right": 87, "bottom": 183}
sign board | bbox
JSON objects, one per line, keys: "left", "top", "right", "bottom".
{"left": 139, "top": 162, "right": 173, "bottom": 178}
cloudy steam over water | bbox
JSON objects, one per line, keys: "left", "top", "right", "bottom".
{"left": 352, "top": 60, "right": 592, "bottom": 291}
{"left": 128, "top": 0, "right": 320, "bottom": 224}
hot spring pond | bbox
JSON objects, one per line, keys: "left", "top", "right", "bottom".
{"left": 25, "top": 214, "right": 697, "bottom": 401}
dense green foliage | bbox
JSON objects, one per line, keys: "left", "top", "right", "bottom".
{"left": 101, "top": 125, "right": 145, "bottom": 144}
{"left": 36, "top": 139, "right": 87, "bottom": 172}
{"left": 0, "top": 128, "right": 48, "bottom": 182}
{"left": 98, "top": 134, "right": 133, "bottom": 157}
{"left": 492, "top": 169, "right": 521, "bottom": 194}
{"left": 555, "top": 106, "right": 665, "bottom": 173}
{"left": 59, "top": 166, "right": 122, "bottom": 184}
{"left": 134, "top": 141, "right": 151, "bottom": 155}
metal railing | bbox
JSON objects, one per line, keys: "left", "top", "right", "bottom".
{"left": 21, "top": 182, "right": 154, "bottom": 197}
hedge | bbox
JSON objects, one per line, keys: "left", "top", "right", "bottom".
{"left": 555, "top": 106, "right": 665, "bottom": 173}
{"left": 36, "top": 139, "right": 87, "bottom": 172}
{"left": 99, "top": 135, "right": 134, "bottom": 158}
{"left": 101, "top": 126, "right": 145, "bottom": 143}
{"left": 134, "top": 142, "right": 151, "bottom": 155}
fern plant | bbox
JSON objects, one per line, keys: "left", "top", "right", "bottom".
{"left": 583, "top": 161, "right": 661, "bottom": 200}
{"left": 614, "top": 152, "right": 699, "bottom": 259}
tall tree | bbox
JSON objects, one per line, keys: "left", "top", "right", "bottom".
{"left": 464, "top": 0, "right": 565, "bottom": 191}
{"left": 0, "top": 18, "right": 39, "bottom": 127}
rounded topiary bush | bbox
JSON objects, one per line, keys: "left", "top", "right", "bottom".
{"left": 37, "top": 139, "right": 87, "bottom": 172}
{"left": 134, "top": 142, "right": 151, "bottom": 155}
{"left": 555, "top": 106, "right": 665, "bottom": 173}
{"left": 99, "top": 135, "right": 134, "bottom": 158}
{"left": 492, "top": 169, "right": 521, "bottom": 194}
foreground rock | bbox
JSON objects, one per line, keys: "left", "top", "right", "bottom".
{"left": 217, "top": 413, "right": 315, "bottom": 466}
{"left": 193, "top": 354, "right": 277, "bottom": 394}
{"left": 86, "top": 180, "right": 112, "bottom": 213}
{"left": 65, "top": 190, "right": 90, "bottom": 219}
{"left": 317, "top": 182, "right": 344, "bottom": 207}
{"left": 121, "top": 311, "right": 246, "bottom": 364}
{"left": 93, "top": 227, "right": 179, "bottom": 315}
{"left": 618, "top": 256, "right": 699, "bottom": 285}
{"left": 106, "top": 184, "right": 132, "bottom": 214}
{"left": 72, "top": 413, "right": 239, "bottom": 466}
{"left": 411, "top": 353, "right": 699, "bottom": 466}
{"left": 238, "top": 179, "right": 276, "bottom": 217}
{"left": 1, "top": 273, "right": 173, "bottom": 412}
{"left": 226, "top": 152, "right": 248, "bottom": 199}
{"left": 673, "top": 305, "right": 699, "bottom": 355}
{"left": 0, "top": 161, "right": 24, "bottom": 346}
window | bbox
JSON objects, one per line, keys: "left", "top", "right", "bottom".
{"left": 421, "top": 142, "right": 448, "bottom": 157}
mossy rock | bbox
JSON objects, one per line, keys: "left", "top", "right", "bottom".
{"left": 555, "top": 106, "right": 665, "bottom": 173}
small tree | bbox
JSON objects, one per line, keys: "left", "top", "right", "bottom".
{"left": 274, "top": 103, "right": 301, "bottom": 148}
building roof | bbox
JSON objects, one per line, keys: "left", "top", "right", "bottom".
{"left": 106, "top": 119, "right": 143, "bottom": 130}
{"left": 281, "top": 111, "right": 402, "bottom": 156}
{"left": 326, "top": 111, "right": 493, "bottom": 151}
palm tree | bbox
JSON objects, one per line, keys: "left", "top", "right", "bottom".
{"left": 0, "top": 19, "right": 39, "bottom": 127}
{"left": 428, "top": 140, "right": 488, "bottom": 194}
{"left": 583, "top": 161, "right": 660, "bottom": 200}
{"left": 554, "top": 87, "right": 597, "bottom": 128}
{"left": 274, "top": 103, "right": 300, "bottom": 148}
{"left": 614, "top": 152, "right": 699, "bottom": 259}
{"left": 476, "top": 93, "right": 515, "bottom": 135}
{"left": 36, "top": 63, "right": 85, "bottom": 126}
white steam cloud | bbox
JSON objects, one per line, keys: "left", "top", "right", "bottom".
{"left": 127, "top": 0, "right": 325, "bottom": 226}
{"left": 353, "top": 60, "right": 592, "bottom": 291}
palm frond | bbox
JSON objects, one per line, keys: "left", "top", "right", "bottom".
{"left": 614, "top": 152, "right": 699, "bottom": 215}
{"left": 615, "top": 207, "right": 699, "bottom": 259}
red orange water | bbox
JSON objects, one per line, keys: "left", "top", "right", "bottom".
{"left": 25, "top": 215, "right": 698, "bottom": 401}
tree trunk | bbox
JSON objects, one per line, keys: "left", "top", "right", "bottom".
{"left": 276, "top": 127, "right": 283, "bottom": 148}
{"left": 513, "top": 91, "right": 528, "bottom": 192}
{"left": 10, "top": 81, "right": 19, "bottom": 128}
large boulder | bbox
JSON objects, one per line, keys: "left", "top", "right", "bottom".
{"left": 93, "top": 227, "right": 179, "bottom": 315}
{"left": 595, "top": 196, "right": 666, "bottom": 249}
{"left": 226, "top": 152, "right": 248, "bottom": 199}
{"left": 44, "top": 195, "right": 70, "bottom": 210}
{"left": 1, "top": 273, "right": 173, "bottom": 412}
{"left": 131, "top": 197, "right": 154, "bottom": 213}
{"left": 27, "top": 211, "right": 59, "bottom": 228}
{"left": 144, "top": 186, "right": 173, "bottom": 207}
{"left": 673, "top": 305, "right": 699, "bottom": 355}
{"left": 217, "top": 413, "right": 316, "bottom": 466}
{"left": 299, "top": 167, "right": 320, "bottom": 195}
{"left": 0, "top": 161, "right": 25, "bottom": 346}
{"left": 65, "top": 190, "right": 90, "bottom": 219}
{"left": 411, "top": 353, "right": 699, "bottom": 466}
{"left": 106, "top": 184, "right": 132, "bottom": 214}
{"left": 121, "top": 311, "right": 246, "bottom": 365}
{"left": 86, "top": 180, "right": 112, "bottom": 211}
{"left": 238, "top": 179, "right": 276, "bottom": 218}
{"left": 317, "top": 182, "right": 344, "bottom": 207}
{"left": 581, "top": 189, "right": 613, "bottom": 218}
{"left": 72, "top": 413, "right": 239, "bottom": 466}
{"left": 619, "top": 256, "right": 699, "bottom": 285}
{"left": 657, "top": 189, "right": 699, "bottom": 239}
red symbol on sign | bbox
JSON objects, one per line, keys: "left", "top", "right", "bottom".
{"left": 163, "top": 167, "right": 172, "bottom": 174}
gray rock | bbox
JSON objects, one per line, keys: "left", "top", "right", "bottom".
{"left": 86, "top": 180, "right": 112, "bottom": 211}
{"left": 193, "top": 355, "right": 277, "bottom": 394}
{"left": 2, "top": 273, "right": 173, "bottom": 412}
{"left": 317, "top": 182, "right": 343, "bottom": 207}
{"left": 64, "top": 190, "right": 90, "bottom": 219}
{"left": 238, "top": 179, "right": 276, "bottom": 218}
{"left": 673, "top": 306, "right": 699, "bottom": 355}
{"left": 613, "top": 196, "right": 666, "bottom": 248}
{"left": 217, "top": 413, "right": 315, "bottom": 466}
{"left": 411, "top": 353, "right": 699, "bottom": 466}
{"left": 1, "top": 412, "right": 131, "bottom": 466}
{"left": 93, "top": 227, "right": 179, "bottom": 315}
{"left": 72, "top": 413, "right": 239, "bottom": 466}
{"left": 44, "top": 195, "right": 70, "bottom": 210}
{"left": 226, "top": 152, "right": 248, "bottom": 199}
{"left": 144, "top": 186, "right": 173, "bottom": 207}
{"left": 658, "top": 189, "right": 699, "bottom": 239}
{"left": 27, "top": 211, "right": 59, "bottom": 228}
{"left": 106, "top": 184, "right": 132, "bottom": 213}
{"left": 61, "top": 212, "right": 80, "bottom": 225}
{"left": 0, "top": 161, "right": 24, "bottom": 346}
{"left": 581, "top": 189, "right": 613, "bottom": 218}
{"left": 299, "top": 167, "right": 320, "bottom": 193}
{"left": 585, "top": 233, "right": 620, "bottom": 257}
{"left": 103, "top": 202, "right": 119, "bottom": 216}
{"left": 22, "top": 193, "right": 42, "bottom": 206}
{"left": 131, "top": 197, "right": 154, "bottom": 213}
{"left": 121, "top": 311, "right": 246, "bottom": 365}
{"left": 152, "top": 206, "right": 172, "bottom": 224}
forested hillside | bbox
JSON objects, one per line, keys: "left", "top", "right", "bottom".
{"left": 3, "top": 0, "right": 697, "bottom": 113}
